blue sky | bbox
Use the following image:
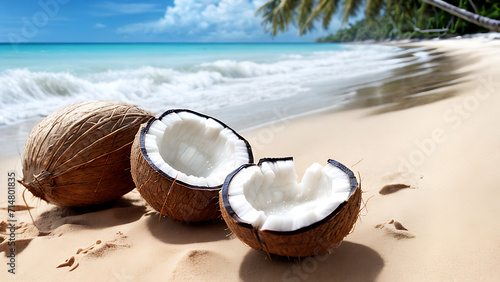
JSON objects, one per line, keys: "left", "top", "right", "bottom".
{"left": 0, "top": 0, "right": 360, "bottom": 43}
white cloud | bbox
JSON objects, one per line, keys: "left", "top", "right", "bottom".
{"left": 117, "top": 0, "right": 333, "bottom": 42}
{"left": 95, "top": 23, "right": 107, "bottom": 28}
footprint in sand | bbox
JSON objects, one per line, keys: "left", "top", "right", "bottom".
{"left": 57, "top": 232, "right": 130, "bottom": 271}
{"left": 375, "top": 219, "right": 415, "bottom": 239}
{"left": 379, "top": 184, "right": 411, "bottom": 195}
{"left": 379, "top": 172, "right": 423, "bottom": 195}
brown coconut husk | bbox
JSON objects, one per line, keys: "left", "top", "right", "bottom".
{"left": 130, "top": 109, "right": 253, "bottom": 223}
{"left": 220, "top": 159, "right": 362, "bottom": 258}
{"left": 19, "top": 101, "right": 154, "bottom": 207}
{"left": 130, "top": 124, "right": 220, "bottom": 222}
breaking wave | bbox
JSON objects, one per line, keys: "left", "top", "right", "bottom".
{"left": 0, "top": 44, "right": 420, "bottom": 125}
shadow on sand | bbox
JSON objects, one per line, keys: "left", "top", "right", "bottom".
{"left": 33, "top": 195, "right": 147, "bottom": 232}
{"left": 239, "top": 241, "right": 384, "bottom": 282}
{"left": 146, "top": 214, "right": 230, "bottom": 244}
{"left": 0, "top": 195, "right": 146, "bottom": 256}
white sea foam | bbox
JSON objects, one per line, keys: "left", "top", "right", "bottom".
{"left": 0, "top": 44, "right": 421, "bottom": 126}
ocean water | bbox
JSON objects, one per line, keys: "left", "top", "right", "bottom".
{"left": 0, "top": 43, "right": 424, "bottom": 126}
{"left": 0, "top": 42, "right": 449, "bottom": 156}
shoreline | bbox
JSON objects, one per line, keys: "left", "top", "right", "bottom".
{"left": 0, "top": 40, "right": 472, "bottom": 158}
{"left": 1, "top": 36, "right": 500, "bottom": 280}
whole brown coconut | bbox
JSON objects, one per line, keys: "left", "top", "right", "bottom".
{"left": 130, "top": 109, "right": 253, "bottom": 223}
{"left": 220, "top": 158, "right": 361, "bottom": 258}
{"left": 19, "top": 101, "right": 154, "bottom": 207}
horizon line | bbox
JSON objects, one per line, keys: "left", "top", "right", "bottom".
{"left": 0, "top": 41, "right": 326, "bottom": 45}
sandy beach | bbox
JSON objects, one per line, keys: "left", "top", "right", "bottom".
{"left": 2, "top": 36, "right": 500, "bottom": 281}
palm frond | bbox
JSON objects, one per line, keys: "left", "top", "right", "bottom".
{"left": 303, "top": 0, "right": 329, "bottom": 33}
{"left": 365, "top": 0, "right": 385, "bottom": 21}
{"left": 256, "top": 0, "right": 299, "bottom": 36}
{"left": 342, "top": 0, "right": 364, "bottom": 24}
{"left": 298, "top": 0, "right": 314, "bottom": 33}
{"left": 321, "top": 0, "right": 342, "bottom": 29}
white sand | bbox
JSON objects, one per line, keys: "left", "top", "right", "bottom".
{"left": 2, "top": 36, "right": 500, "bottom": 281}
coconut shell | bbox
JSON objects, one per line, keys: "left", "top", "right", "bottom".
{"left": 130, "top": 109, "right": 254, "bottom": 223}
{"left": 220, "top": 159, "right": 361, "bottom": 258}
{"left": 130, "top": 124, "right": 221, "bottom": 222}
{"left": 19, "top": 101, "right": 154, "bottom": 207}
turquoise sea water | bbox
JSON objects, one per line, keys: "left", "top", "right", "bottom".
{"left": 0, "top": 42, "right": 439, "bottom": 156}
{"left": 0, "top": 43, "right": 348, "bottom": 73}
{"left": 0, "top": 42, "right": 419, "bottom": 126}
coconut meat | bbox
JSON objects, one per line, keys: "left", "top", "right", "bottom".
{"left": 227, "top": 159, "right": 352, "bottom": 232}
{"left": 143, "top": 111, "right": 250, "bottom": 188}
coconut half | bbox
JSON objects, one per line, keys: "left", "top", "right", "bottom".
{"left": 220, "top": 157, "right": 361, "bottom": 257}
{"left": 130, "top": 109, "right": 253, "bottom": 222}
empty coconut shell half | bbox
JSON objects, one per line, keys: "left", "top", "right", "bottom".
{"left": 19, "top": 101, "right": 154, "bottom": 207}
{"left": 220, "top": 157, "right": 361, "bottom": 258}
{"left": 130, "top": 109, "right": 253, "bottom": 223}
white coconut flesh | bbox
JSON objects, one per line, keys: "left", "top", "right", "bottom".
{"left": 227, "top": 159, "right": 353, "bottom": 232}
{"left": 143, "top": 111, "right": 251, "bottom": 188}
